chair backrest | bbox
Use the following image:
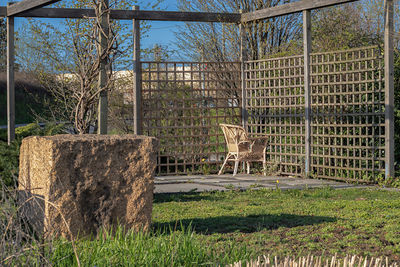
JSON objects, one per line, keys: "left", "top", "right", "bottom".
{"left": 220, "top": 124, "right": 249, "bottom": 153}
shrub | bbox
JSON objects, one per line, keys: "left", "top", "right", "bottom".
{"left": 0, "top": 140, "right": 19, "bottom": 187}
{"left": 0, "top": 122, "right": 66, "bottom": 187}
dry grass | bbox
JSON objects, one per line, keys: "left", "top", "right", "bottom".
{"left": 0, "top": 175, "right": 45, "bottom": 265}
{"left": 0, "top": 175, "right": 80, "bottom": 266}
{"left": 230, "top": 255, "right": 399, "bottom": 267}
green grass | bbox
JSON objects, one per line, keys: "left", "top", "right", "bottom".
{"left": 28, "top": 187, "right": 400, "bottom": 266}
{"left": 45, "top": 226, "right": 251, "bottom": 266}
{"left": 152, "top": 188, "right": 400, "bottom": 261}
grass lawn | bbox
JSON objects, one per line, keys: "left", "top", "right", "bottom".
{"left": 7, "top": 187, "right": 400, "bottom": 266}
{"left": 152, "top": 187, "right": 400, "bottom": 261}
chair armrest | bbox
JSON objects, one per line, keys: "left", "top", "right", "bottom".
{"left": 238, "top": 140, "right": 253, "bottom": 145}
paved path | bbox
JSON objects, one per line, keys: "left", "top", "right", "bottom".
{"left": 154, "top": 174, "right": 369, "bottom": 193}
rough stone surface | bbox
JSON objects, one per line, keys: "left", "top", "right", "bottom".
{"left": 18, "top": 134, "right": 158, "bottom": 239}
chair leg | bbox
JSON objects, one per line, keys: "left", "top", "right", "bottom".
{"left": 233, "top": 160, "right": 239, "bottom": 176}
{"left": 247, "top": 162, "right": 250, "bottom": 174}
{"left": 218, "top": 154, "right": 231, "bottom": 175}
{"left": 263, "top": 160, "right": 266, "bottom": 176}
{"left": 263, "top": 149, "right": 267, "bottom": 176}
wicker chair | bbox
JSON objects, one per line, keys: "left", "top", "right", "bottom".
{"left": 218, "top": 123, "right": 268, "bottom": 176}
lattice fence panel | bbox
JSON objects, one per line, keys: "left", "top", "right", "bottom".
{"left": 141, "top": 62, "right": 241, "bottom": 175}
{"left": 245, "top": 56, "right": 305, "bottom": 176}
{"left": 310, "top": 46, "right": 385, "bottom": 181}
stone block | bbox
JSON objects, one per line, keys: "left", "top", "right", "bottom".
{"left": 18, "top": 134, "right": 158, "bottom": 239}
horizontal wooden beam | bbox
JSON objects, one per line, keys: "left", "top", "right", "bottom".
{"left": 0, "top": 6, "right": 240, "bottom": 23}
{"left": 112, "top": 10, "right": 240, "bottom": 22}
{"left": 7, "top": 0, "right": 61, "bottom": 17}
{"left": 241, "top": 0, "right": 359, "bottom": 22}
{"left": 1, "top": 0, "right": 361, "bottom": 22}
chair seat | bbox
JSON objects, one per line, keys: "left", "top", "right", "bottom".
{"left": 240, "top": 151, "right": 265, "bottom": 161}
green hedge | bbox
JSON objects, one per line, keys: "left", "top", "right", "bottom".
{"left": 0, "top": 122, "right": 65, "bottom": 187}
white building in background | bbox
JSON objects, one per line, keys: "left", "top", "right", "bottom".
{"left": 57, "top": 63, "right": 237, "bottom": 106}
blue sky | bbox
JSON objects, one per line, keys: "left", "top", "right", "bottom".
{"left": 3, "top": 0, "right": 184, "bottom": 59}
{"left": 140, "top": 0, "right": 185, "bottom": 59}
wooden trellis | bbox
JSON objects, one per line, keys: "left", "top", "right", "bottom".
{"left": 140, "top": 45, "right": 386, "bottom": 181}
{"left": 310, "top": 46, "right": 385, "bottom": 181}
{"left": 245, "top": 55, "right": 305, "bottom": 176}
{"left": 244, "top": 46, "right": 385, "bottom": 181}
{"left": 141, "top": 61, "right": 241, "bottom": 175}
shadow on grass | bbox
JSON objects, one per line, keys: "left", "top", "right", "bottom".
{"left": 153, "top": 213, "right": 336, "bottom": 234}
{"left": 153, "top": 192, "right": 221, "bottom": 203}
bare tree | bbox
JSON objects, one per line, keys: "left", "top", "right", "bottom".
{"left": 17, "top": 0, "right": 119, "bottom": 134}
{"left": 16, "top": 0, "right": 159, "bottom": 134}
{"left": 69, "top": 0, "right": 118, "bottom": 134}
{"left": 311, "top": 3, "right": 381, "bottom": 52}
{"left": 175, "top": 0, "right": 302, "bottom": 61}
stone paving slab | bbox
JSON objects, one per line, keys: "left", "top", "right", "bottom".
{"left": 154, "top": 174, "right": 368, "bottom": 194}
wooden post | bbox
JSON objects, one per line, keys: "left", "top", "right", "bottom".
{"left": 384, "top": 0, "right": 394, "bottom": 178}
{"left": 7, "top": 6, "right": 15, "bottom": 145}
{"left": 133, "top": 5, "right": 142, "bottom": 135}
{"left": 97, "top": 0, "right": 109, "bottom": 134}
{"left": 222, "top": 23, "right": 226, "bottom": 58}
{"left": 303, "top": 10, "right": 311, "bottom": 177}
{"left": 240, "top": 10, "right": 247, "bottom": 130}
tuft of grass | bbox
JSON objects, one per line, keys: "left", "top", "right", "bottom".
{"left": 45, "top": 225, "right": 253, "bottom": 267}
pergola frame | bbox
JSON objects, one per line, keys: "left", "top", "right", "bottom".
{"left": 0, "top": 0, "right": 395, "bottom": 178}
